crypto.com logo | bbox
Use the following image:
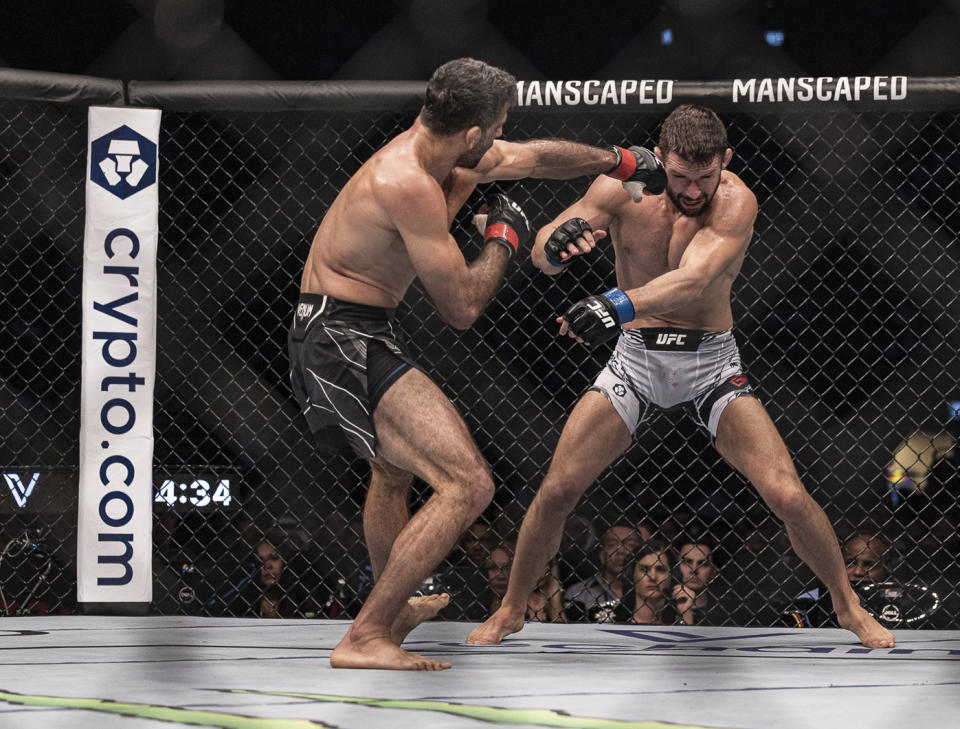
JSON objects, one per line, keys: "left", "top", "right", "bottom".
{"left": 89, "top": 125, "right": 157, "bottom": 199}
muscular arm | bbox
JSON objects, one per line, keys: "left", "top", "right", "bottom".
{"left": 623, "top": 190, "right": 757, "bottom": 319}
{"left": 531, "top": 175, "right": 623, "bottom": 274}
{"left": 462, "top": 139, "right": 619, "bottom": 183}
{"left": 387, "top": 172, "right": 510, "bottom": 330}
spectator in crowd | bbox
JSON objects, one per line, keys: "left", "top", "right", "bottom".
{"left": 485, "top": 544, "right": 514, "bottom": 616}
{"left": 564, "top": 524, "right": 641, "bottom": 622}
{"left": 556, "top": 513, "right": 598, "bottom": 586}
{"left": 792, "top": 531, "right": 888, "bottom": 616}
{"left": 526, "top": 558, "right": 566, "bottom": 623}
{"left": 485, "top": 543, "right": 566, "bottom": 622}
{"left": 843, "top": 533, "right": 888, "bottom": 584}
{"left": 243, "top": 532, "right": 329, "bottom": 618}
{"left": 673, "top": 539, "right": 721, "bottom": 625}
{"left": 460, "top": 522, "right": 495, "bottom": 564}
{"left": 437, "top": 521, "right": 497, "bottom": 621}
{"left": 785, "top": 530, "right": 957, "bottom": 629}
{"left": 254, "top": 537, "right": 287, "bottom": 617}
{"left": 624, "top": 540, "right": 676, "bottom": 625}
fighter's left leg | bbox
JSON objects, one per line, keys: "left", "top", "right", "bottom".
{"left": 364, "top": 457, "right": 413, "bottom": 581}
{"left": 714, "top": 396, "right": 894, "bottom": 648}
{"left": 364, "top": 458, "right": 449, "bottom": 645}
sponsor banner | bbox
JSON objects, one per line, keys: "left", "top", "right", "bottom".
{"left": 78, "top": 106, "right": 161, "bottom": 604}
{"left": 517, "top": 79, "right": 675, "bottom": 107}
{"left": 731, "top": 75, "right": 907, "bottom": 103}
{"left": 515, "top": 76, "right": 920, "bottom": 110}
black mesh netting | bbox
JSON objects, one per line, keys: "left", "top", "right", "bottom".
{"left": 0, "top": 90, "right": 957, "bottom": 629}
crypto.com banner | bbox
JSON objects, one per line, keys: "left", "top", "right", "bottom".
{"left": 78, "top": 106, "right": 160, "bottom": 607}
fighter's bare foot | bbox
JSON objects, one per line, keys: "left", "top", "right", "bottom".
{"left": 390, "top": 593, "right": 450, "bottom": 645}
{"left": 466, "top": 609, "right": 524, "bottom": 645}
{"left": 837, "top": 606, "right": 895, "bottom": 648}
{"left": 331, "top": 631, "right": 451, "bottom": 670}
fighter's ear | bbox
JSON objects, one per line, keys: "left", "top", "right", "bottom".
{"left": 464, "top": 125, "right": 482, "bottom": 148}
{"left": 722, "top": 148, "right": 733, "bottom": 169}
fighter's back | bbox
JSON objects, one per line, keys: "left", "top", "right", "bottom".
{"left": 299, "top": 130, "right": 425, "bottom": 308}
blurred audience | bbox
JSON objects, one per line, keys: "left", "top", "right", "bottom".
{"left": 564, "top": 524, "right": 641, "bottom": 622}
{"left": 484, "top": 544, "right": 513, "bottom": 616}
{"left": 435, "top": 520, "right": 497, "bottom": 621}
{"left": 557, "top": 513, "right": 598, "bottom": 585}
{"left": 484, "top": 542, "right": 566, "bottom": 622}
{"left": 241, "top": 531, "right": 329, "bottom": 618}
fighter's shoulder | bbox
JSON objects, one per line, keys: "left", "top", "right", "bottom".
{"left": 716, "top": 170, "right": 757, "bottom": 210}
{"left": 711, "top": 171, "right": 758, "bottom": 222}
{"left": 369, "top": 154, "right": 443, "bottom": 208}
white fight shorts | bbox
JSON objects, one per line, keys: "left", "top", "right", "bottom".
{"left": 591, "top": 327, "right": 757, "bottom": 438}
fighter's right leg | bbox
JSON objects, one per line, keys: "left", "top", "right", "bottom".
{"left": 467, "top": 391, "right": 632, "bottom": 644}
{"left": 330, "top": 368, "right": 495, "bottom": 670}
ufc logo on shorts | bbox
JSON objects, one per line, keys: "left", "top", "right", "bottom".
{"left": 587, "top": 300, "right": 616, "bottom": 329}
{"left": 297, "top": 303, "right": 314, "bottom": 319}
{"left": 655, "top": 332, "right": 686, "bottom": 345}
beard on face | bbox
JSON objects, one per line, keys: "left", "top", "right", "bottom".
{"left": 455, "top": 134, "right": 494, "bottom": 168}
{"left": 667, "top": 187, "right": 713, "bottom": 217}
{"left": 666, "top": 177, "right": 720, "bottom": 217}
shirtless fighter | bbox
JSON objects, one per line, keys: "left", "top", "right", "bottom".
{"left": 288, "top": 57, "right": 666, "bottom": 670}
{"left": 467, "top": 104, "right": 895, "bottom": 649}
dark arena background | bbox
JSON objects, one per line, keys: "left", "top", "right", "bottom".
{"left": 0, "top": 3, "right": 958, "bottom": 729}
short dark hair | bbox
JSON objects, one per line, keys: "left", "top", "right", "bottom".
{"left": 623, "top": 539, "right": 674, "bottom": 583}
{"left": 658, "top": 104, "right": 728, "bottom": 165}
{"left": 421, "top": 58, "right": 516, "bottom": 136}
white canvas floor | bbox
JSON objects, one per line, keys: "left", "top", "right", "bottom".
{"left": 0, "top": 617, "right": 956, "bottom": 729}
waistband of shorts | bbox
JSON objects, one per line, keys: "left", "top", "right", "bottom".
{"left": 295, "top": 293, "right": 396, "bottom": 322}
{"left": 623, "top": 327, "right": 732, "bottom": 351}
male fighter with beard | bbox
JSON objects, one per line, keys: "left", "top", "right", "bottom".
{"left": 288, "top": 57, "right": 664, "bottom": 670}
{"left": 467, "top": 104, "right": 895, "bottom": 650}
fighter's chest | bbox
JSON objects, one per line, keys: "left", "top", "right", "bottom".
{"left": 614, "top": 216, "right": 698, "bottom": 273}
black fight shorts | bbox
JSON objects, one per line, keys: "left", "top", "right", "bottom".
{"left": 288, "top": 294, "right": 419, "bottom": 458}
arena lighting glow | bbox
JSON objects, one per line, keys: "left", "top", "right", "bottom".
{"left": 661, "top": 29, "right": 673, "bottom": 45}
{"left": 765, "top": 30, "right": 785, "bottom": 46}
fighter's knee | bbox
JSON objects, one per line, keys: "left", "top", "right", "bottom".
{"left": 761, "top": 479, "right": 810, "bottom": 522}
{"left": 470, "top": 472, "right": 495, "bottom": 515}
{"left": 450, "top": 464, "right": 494, "bottom": 518}
{"left": 538, "top": 478, "right": 581, "bottom": 517}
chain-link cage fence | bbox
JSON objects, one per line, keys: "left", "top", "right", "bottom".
{"left": 1, "top": 74, "right": 958, "bottom": 631}
{"left": 0, "top": 72, "right": 124, "bottom": 616}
